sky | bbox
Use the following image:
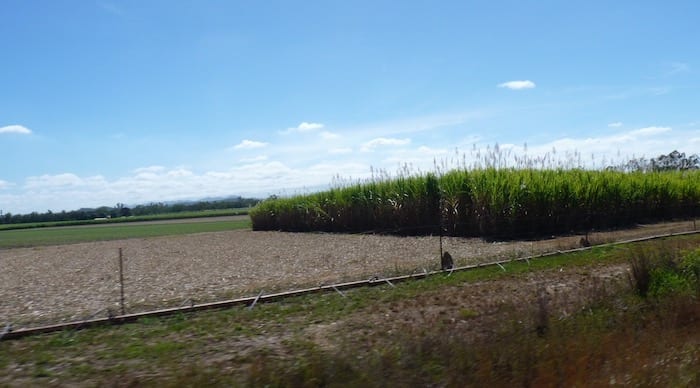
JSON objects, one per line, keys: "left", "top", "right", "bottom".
{"left": 1, "top": 0, "right": 699, "bottom": 214}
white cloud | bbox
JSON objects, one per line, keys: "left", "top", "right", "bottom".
{"left": 329, "top": 147, "right": 353, "bottom": 154}
{"left": 239, "top": 155, "right": 269, "bottom": 162}
{"left": 498, "top": 80, "right": 536, "bottom": 90}
{"left": 25, "top": 173, "right": 84, "bottom": 188}
{"left": 320, "top": 131, "right": 340, "bottom": 140}
{"left": 0, "top": 125, "right": 32, "bottom": 135}
{"left": 380, "top": 146, "right": 451, "bottom": 167}
{"left": 298, "top": 122, "right": 324, "bottom": 131}
{"left": 134, "top": 166, "right": 166, "bottom": 174}
{"left": 283, "top": 121, "right": 325, "bottom": 134}
{"left": 417, "top": 146, "right": 449, "bottom": 155}
{"left": 0, "top": 157, "right": 370, "bottom": 213}
{"left": 232, "top": 139, "right": 268, "bottom": 150}
{"left": 608, "top": 122, "right": 623, "bottom": 128}
{"left": 504, "top": 125, "right": 680, "bottom": 168}
{"left": 361, "top": 137, "right": 411, "bottom": 152}
{"left": 628, "top": 126, "right": 671, "bottom": 136}
{"left": 167, "top": 168, "right": 194, "bottom": 178}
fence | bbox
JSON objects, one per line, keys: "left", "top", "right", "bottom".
{"left": 1, "top": 213, "right": 699, "bottom": 341}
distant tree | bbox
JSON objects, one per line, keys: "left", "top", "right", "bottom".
{"left": 613, "top": 150, "right": 700, "bottom": 172}
{"left": 1, "top": 196, "right": 260, "bottom": 224}
{"left": 650, "top": 150, "right": 700, "bottom": 171}
{"left": 114, "top": 203, "right": 131, "bottom": 217}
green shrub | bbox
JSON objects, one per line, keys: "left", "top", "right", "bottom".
{"left": 679, "top": 249, "right": 700, "bottom": 293}
{"left": 649, "top": 269, "right": 693, "bottom": 297}
{"left": 629, "top": 246, "right": 700, "bottom": 298}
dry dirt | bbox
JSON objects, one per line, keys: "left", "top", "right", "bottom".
{"left": 0, "top": 220, "right": 696, "bottom": 328}
{"left": 303, "top": 262, "right": 632, "bottom": 354}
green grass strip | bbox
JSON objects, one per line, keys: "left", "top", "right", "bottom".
{"left": 0, "top": 219, "right": 251, "bottom": 249}
{"left": 0, "top": 208, "right": 250, "bottom": 231}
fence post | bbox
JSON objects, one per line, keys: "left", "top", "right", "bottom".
{"left": 118, "top": 248, "right": 125, "bottom": 316}
{"left": 438, "top": 187, "right": 444, "bottom": 261}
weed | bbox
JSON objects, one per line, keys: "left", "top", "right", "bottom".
{"left": 629, "top": 251, "right": 654, "bottom": 297}
{"left": 459, "top": 308, "right": 479, "bottom": 319}
{"left": 628, "top": 244, "right": 700, "bottom": 298}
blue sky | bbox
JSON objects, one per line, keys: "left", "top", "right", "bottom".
{"left": 2, "top": 0, "right": 699, "bottom": 214}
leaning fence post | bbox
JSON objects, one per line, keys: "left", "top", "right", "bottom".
{"left": 118, "top": 248, "right": 125, "bottom": 316}
{"left": 439, "top": 188, "right": 445, "bottom": 262}
{"left": 249, "top": 290, "right": 264, "bottom": 310}
{"left": 0, "top": 324, "right": 12, "bottom": 340}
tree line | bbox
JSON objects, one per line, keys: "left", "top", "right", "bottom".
{"left": 610, "top": 150, "right": 700, "bottom": 172}
{"left": 0, "top": 197, "right": 260, "bottom": 225}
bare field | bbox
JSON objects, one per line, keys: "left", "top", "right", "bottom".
{"left": 0, "top": 220, "right": 696, "bottom": 328}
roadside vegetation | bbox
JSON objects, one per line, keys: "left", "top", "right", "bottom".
{"left": 1, "top": 235, "right": 699, "bottom": 386}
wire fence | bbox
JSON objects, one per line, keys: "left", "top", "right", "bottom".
{"left": 1, "top": 211, "right": 699, "bottom": 340}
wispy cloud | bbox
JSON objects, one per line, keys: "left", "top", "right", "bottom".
{"left": 608, "top": 122, "right": 623, "bottom": 128}
{"left": 97, "top": 1, "right": 125, "bottom": 16}
{"left": 24, "top": 173, "right": 104, "bottom": 189}
{"left": 628, "top": 126, "right": 671, "bottom": 136}
{"left": 361, "top": 137, "right": 411, "bottom": 152}
{"left": 329, "top": 147, "right": 353, "bottom": 154}
{"left": 134, "top": 166, "right": 166, "bottom": 174}
{"left": 240, "top": 155, "right": 268, "bottom": 162}
{"left": 320, "top": 131, "right": 340, "bottom": 140}
{"left": 511, "top": 126, "right": 679, "bottom": 167}
{"left": 0, "top": 180, "right": 10, "bottom": 189}
{"left": 298, "top": 122, "right": 324, "bottom": 131}
{"left": 498, "top": 80, "right": 536, "bottom": 90}
{"left": 0, "top": 125, "right": 32, "bottom": 135}
{"left": 232, "top": 139, "right": 268, "bottom": 150}
{"left": 282, "top": 121, "right": 325, "bottom": 134}
{"left": 649, "top": 86, "right": 671, "bottom": 96}
{"left": 382, "top": 145, "right": 450, "bottom": 165}
{"left": 417, "top": 146, "right": 449, "bottom": 155}
{"left": 665, "top": 62, "right": 690, "bottom": 77}
{"left": 133, "top": 166, "right": 168, "bottom": 180}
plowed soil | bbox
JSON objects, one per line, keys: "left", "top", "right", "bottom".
{"left": 1, "top": 219, "right": 696, "bottom": 328}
